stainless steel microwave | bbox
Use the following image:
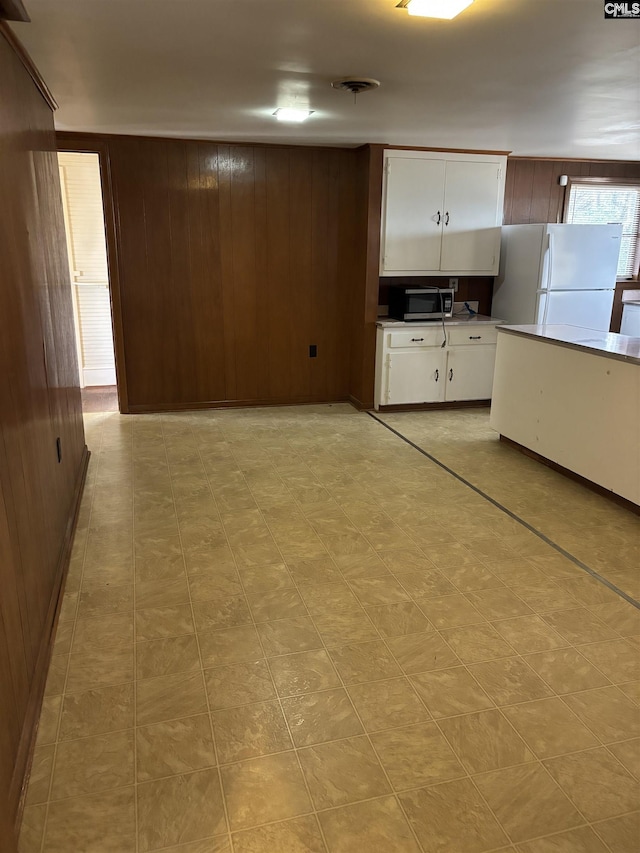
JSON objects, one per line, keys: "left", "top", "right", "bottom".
{"left": 388, "top": 287, "right": 454, "bottom": 321}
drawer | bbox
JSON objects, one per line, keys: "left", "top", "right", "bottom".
{"left": 386, "top": 328, "right": 446, "bottom": 348}
{"left": 448, "top": 325, "right": 499, "bottom": 347}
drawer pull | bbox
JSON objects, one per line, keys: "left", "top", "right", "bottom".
{"left": 469, "top": 335, "right": 482, "bottom": 340}
{"left": 411, "top": 337, "right": 425, "bottom": 342}
{"left": 449, "top": 368, "right": 453, "bottom": 381}
{"left": 435, "top": 369, "right": 439, "bottom": 381}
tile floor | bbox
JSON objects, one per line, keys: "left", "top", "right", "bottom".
{"left": 19, "top": 405, "right": 640, "bottom": 853}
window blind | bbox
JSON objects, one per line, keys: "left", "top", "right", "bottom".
{"left": 565, "top": 183, "right": 640, "bottom": 278}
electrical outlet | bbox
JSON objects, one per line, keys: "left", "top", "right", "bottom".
{"left": 449, "top": 278, "right": 459, "bottom": 292}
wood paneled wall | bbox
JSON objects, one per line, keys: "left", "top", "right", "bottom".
{"left": 0, "top": 24, "right": 87, "bottom": 846}
{"left": 503, "top": 157, "right": 640, "bottom": 225}
{"left": 59, "top": 133, "right": 369, "bottom": 412}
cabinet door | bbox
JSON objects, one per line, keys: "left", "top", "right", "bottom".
{"left": 385, "top": 350, "right": 446, "bottom": 404}
{"left": 445, "top": 345, "right": 497, "bottom": 401}
{"left": 440, "top": 160, "right": 502, "bottom": 272}
{"left": 382, "top": 158, "right": 445, "bottom": 273}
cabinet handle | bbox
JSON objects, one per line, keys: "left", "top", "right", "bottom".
{"left": 449, "top": 368, "right": 453, "bottom": 381}
{"left": 436, "top": 211, "right": 441, "bottom": 225}
{"left": 411, "top": 337, "right": 424, "bottom": 342}
{"left": 435, "top": 369, "right": 439, "bottom": 381}
{"left": 445, "top": 211, "right": 450, "bottom": 226}
{"left": 469, "top": 336, "right": 482, "bottom": 340}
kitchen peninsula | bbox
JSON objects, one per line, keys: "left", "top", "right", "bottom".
{"left": 490, "top": 324, "right": 640, "bottom": 507}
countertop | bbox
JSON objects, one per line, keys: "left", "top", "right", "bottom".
{"left": 376, "top": 314, "right": 503, "bottom": 328}
{"left": 498, "top": 324, "right": 640, "bottom": 365}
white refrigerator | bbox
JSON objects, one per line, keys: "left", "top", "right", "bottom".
{"left": 492, "top": 223, "right": 622, "bottom": 331}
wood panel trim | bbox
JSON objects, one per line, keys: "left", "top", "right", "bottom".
{"left": 128, "top": 395, "right": 352, "bottom": 414}
{"left": 508, "top": 155, "right": 640, "bottom": 164}
{"left": 0, "top": 0, "right": 29, "bottom": 22}
{"left": 11, "top": 446, "right": 89, "bottom": 825}
{"left": 0, "top": 22, "right": 57, "bottom": 110}
{"left": 55, "top": 136, "right": 129, "bottom": 413}
{"left": 386, "top": 145, "right": 511, "bottom": 155}
{"left": 56, "top": 130, "right": 357, "bottom": 153}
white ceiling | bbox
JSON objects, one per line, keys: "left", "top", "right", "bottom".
{"left": 13, "top": 0, "right": 640, "bottom": 159}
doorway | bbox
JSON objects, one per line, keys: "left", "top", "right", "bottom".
{"left": 58, "top": 151, "right": 118, "bottom": 412}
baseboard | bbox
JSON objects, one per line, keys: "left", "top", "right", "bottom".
{"left": 11, "top": 445, "right": 90, "bottom": 828}
{"left": 377, "top": 399, "right": 491, "bottom": 412}
{"left": 348, "top": 395, "right": 373, "bottom": 411}
{"left": 128, "top": 395, "right": 352, "bottom": 414}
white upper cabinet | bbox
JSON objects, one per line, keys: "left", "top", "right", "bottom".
{"left": 380, "top": 150, "right": 507, "bottom": 277}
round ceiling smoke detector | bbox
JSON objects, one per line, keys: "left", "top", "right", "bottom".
{"left": 331, "top": 77, "right": 381, "bottom": 95}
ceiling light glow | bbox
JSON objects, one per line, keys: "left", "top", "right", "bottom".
{"left": 273, "top": 108, "right": 314, "bottom": 122}
{"left": 406, "top": 0, "right": 474, "bottom": 19}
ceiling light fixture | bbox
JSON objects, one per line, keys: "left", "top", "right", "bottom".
{"left": 399, "top": 0, "right": 474, "bottom": 19}
{"left": 273, "top": 108, "right": 314, "bottom": 122}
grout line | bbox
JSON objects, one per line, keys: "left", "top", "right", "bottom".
{"left": 367, "top": 412, "right": 640, "bottom": 611}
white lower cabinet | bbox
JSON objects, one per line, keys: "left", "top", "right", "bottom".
{"left": 375, "top": 323, "right": 500, "bottom": 408}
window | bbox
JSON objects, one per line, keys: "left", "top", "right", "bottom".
{"left": 564, "top": 178, "right": 640, "bottom": 279}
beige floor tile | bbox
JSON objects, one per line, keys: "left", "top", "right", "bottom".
{"left": 563, "top": 686, "right": 640, "bottom": 743}
{"left": 282, "top": 688, "right": 363, "bottom": 746}
{"left": 465, "top": 588, "right": 533, "bottom": 620}
{"left": 589, "top": 600, "right": 640, "bottom": 637}
{"left": 285, "top": 556, "right": 342, "bottom": 587}
{"left": 491, "top": 615, "right": 567, "bottom": 654}
{"left": 524, "top": 649, "right": 611, "bottom": 694}
{"left": 328, "top": 640, "right": 402, "bottom": 684}
{"left": 386, "top": 631, "right": 460, "bottom": 674}
{"left": 192, "top": 596, "right": 252, "bottom": 631}
{"left": 52, "top": 621, "right": 73, "bottom": 655}
{"left": 78, "top": 584, "right": 134, "bottom": 619}
{"left": 18, "top": 803, "right": 47, "bottom": 853}
{"left": 203, "top": 660, "right": 276, "bottom": 710}
{"left": 319, "top": 795, "right": 421, "bottom": 853}
{"left": 136, "top": 576, "right": 191, "bottom": 609}
{"left": 556, "top": 576, "right": 621, "bottom": 607}
{"left": 438, "top": 708, "right": 534, "bottom": 773}
{"left": 364, "top": 601, "right": 432, "bottom": 638}
{"left": 592, "top": 812, "right": 640, "bottom": 852}
{"left": 65, "top": 645, "right": 135, "bottom": 693}
{"left": 618, "top": 679, "right": 640, "bottom": 705}
{"left": 59, "top": 682, "right": 134, "bottom": 740}
{"left": 475, "top": 763, "right": 582, "bottom": 842}
{"left": 297, "top": 581, "right": 361, "bottom": 615}
{"left": 417, "top": 594, "right": 486, "bottom": 629}
{"left": 268, "top": 650, "right": 341, "bottom": 697}
{"left": 198, "top": 625, "right": 264, "bottom": 667}
{"left": 312, "top": 610, "right": 379, "bottom": 648}
{"left": 25, "top": 744, "right": 54, "bottom": 805}
{"left": 502, "top": 698, "right": 599, "bottom": 758}
{"left": 246, "top": 589, "right": 309, "bottom": 623}
{"left": 608, "top": 738, "right": 640, "bottom": 780}
{"left": 136, "top": 604, "right": 195, "bottom": 640}
{"left": 137, "top": 768, "right": 227, "bottom": 851}
{"left": 52, "top": 730, "right": 134, "bottom": 800}
{"left": 43, "top": 655, "right": 69, "bottom": 698}
{"left": 440, "top": 624, "right": 516, "bottom": 663}
{"left": 221, "top": 752, "right": 312, "bottom": 831}
{"left": 298, "top": 736, "right": 391, "bottom": 809}
{"left": 410, "top": 667, "right": 494, "bottom": 719}
{"left": 231, "top": 816, "right": 326, "bottom": 853}
{"left": 237, "top": 563, "right": 294, "bottom": 594}
{"left": 468, "top": 657, "right": 554, "bottom": 705}
{"left": 71, "top": 613, "right": 134, "bottom": 654}
{"left": 399, "top": 778, "right": 508, "bottom": 853}
{"left": 576, "top": 638, "right": 640, "bottom": 684}
{"left": 348, "top": 576, "right": 411, "bottom": 606}
{"left": 44, "top": 787, "right": 136, "bottom": 853}
{"left": 514, "top": 825, "right": 609, "bottom": 852}
{"left": 212, "top": 700, "right": 292, "bottom": 763}
{"left": 510, "top": 584, "right": 579, "bottom": 613}
{"left": 257, "top": 616, "right": 324, "bottom": 655}
{"left": 332, "top": 552, "right": 390, "bottom": 580}
{"left": 188, "top": 572, "right": 244, "bottom": 602}
{"left": 420, "top": 542, "right": 476, "bottom": 568}
{"left": 544, "top": 748, "right": 639, "bottom": 822}
{"left": 395, "top": 571, "right": 457, "bottom": 599}
{"left": 541, "top": 608, "right": 619, "bottom": 645}
{"left": 136, "top": 635, "right": 201, "bottom": 679}
{"left": 371, "top": 721, "right": 464, "bottom": 790}
{"left": 379, "top": 549, "right": 436, "bottom": 574}
{"left": 443, "top": 564, "right": 506, "bottom": 593}
{"left": 137, "top": 672, "right": 209, "bottom": 726}
{"left": 136, "top": 715, "right": 216, "bottom": 781}
{"left": 347, "top": 677, "right": 430, "bottom": 732}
